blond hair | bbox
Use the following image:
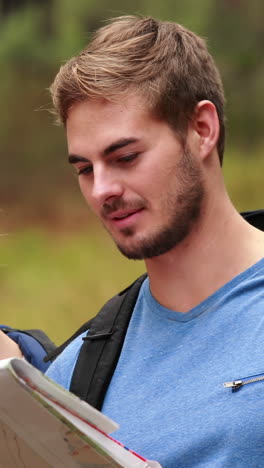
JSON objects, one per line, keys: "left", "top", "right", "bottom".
{"left": 51, "top": 15, "right": 226, "bottom": 163}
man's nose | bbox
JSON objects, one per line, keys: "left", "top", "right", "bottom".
{"left": 91, "top": 167, "right": 123, "bottom": 204}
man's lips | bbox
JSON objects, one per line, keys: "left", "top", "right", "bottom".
{"left": 108, "top": 208, "right": 143, "bottom": 220}
{"left": 103, "top": 207, "right": 145, "bottom": 229}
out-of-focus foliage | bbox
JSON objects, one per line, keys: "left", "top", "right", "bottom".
{"left": 0, "top": 0, "right": 263, "bottom": 228}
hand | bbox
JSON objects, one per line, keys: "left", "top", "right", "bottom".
{"left": 0, "top": 330, "right": 23, "bottom": 359}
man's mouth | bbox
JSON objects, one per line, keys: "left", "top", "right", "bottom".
{"left": 104, "top": 207, "right": 144, "bottom": 229}
{"left": 110, "top": 209, "right": 142, "bottom": 220}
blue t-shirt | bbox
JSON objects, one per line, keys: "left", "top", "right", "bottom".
{"left": 47, "top": 258, "right": 264, "bottom": 467}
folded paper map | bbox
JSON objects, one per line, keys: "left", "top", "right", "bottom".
{"left": 0, "top": 358, "right": 161, "bottom": 468}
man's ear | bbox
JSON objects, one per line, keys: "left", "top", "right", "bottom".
{"left": 190, "top": 100, "right": 220, "bottom": 160}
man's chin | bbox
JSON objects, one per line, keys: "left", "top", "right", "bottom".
{"left": 114, "top": 235, "right": 169, "bottom": 260}
{"left": 115, "top": 242, "right": 145, "bottom": 260}
{"left": 113, "top": 235, "right": 146, "bottom": 260}
{"left": 113, "top": 225, "right": 193, "bottom": 260}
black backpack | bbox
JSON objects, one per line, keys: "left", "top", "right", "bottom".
{"left": 45, "top": 209, "right": 264, "bottom": 410}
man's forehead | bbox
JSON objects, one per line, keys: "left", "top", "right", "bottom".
{"left": 66, "top": 93, "right": 151, "bottom": 125}
{"left": 66, "top": 99, "right": 144, "bottom": 159}
{"left": 66, "top": 97, "right": 150, "bottom": 148}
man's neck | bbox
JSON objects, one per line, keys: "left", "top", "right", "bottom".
{"left": 145, "top": 202, "right": 264, "bottom": 313}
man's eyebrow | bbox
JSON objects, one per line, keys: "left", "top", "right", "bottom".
{"left": 68, "top": 155, "right": 90, "bottom": 164}
{"left": 68, "top": 138, "right": 139, "bottom": 164}
{"left": 103, "top": 138, "right": 139, "bottom": 156}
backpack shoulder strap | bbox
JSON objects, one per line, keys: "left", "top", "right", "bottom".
{"left": 44, "top": 318, "right": 93, "bottom": 362}
{"left": 241, "top": 209, "right": 264, "bottom": 231}
{"left": 70, "top": 273, "right": 147, "bottom": 409}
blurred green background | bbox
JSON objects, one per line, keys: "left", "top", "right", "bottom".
{"left": 1, "top": 0, "right": 263, "bottom": 343}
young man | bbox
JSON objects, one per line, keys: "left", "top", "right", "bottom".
{"left": 3, "top": 16, "right": 264, "bottom": 467}
{"left": 43, "top": 16, "right": 264, "bottom": 467}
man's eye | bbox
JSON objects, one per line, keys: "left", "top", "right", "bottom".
{"left": 77, "top": 165, "right": 93, "bottom": 176}
{"left": 118, "top": 153, "right": 139, "bottom": 164}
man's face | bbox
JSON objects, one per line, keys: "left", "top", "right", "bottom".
{"left": 66, "top": 95, "right": 204, "bottom": 259}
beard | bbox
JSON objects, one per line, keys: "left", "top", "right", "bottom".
{"left": 102, "top": 148, "right": 205, "bottom": 260}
